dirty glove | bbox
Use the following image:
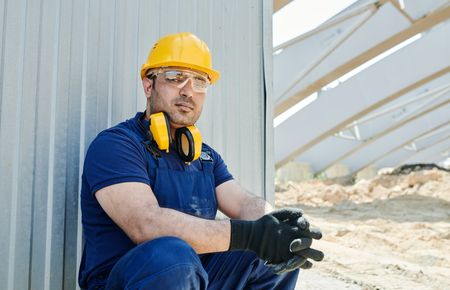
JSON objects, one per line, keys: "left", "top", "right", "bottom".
{"left": 229, "top": 213, "right": 307, "bottom": 264}
{"left": 271, "top": 208, "right": 322, "bottom": 241}
{"left": 270, "top": 208, "right": 310, "bottom": 230}
{"left": 269, "top": 235, "right": 324, "bottom": 274}
{"left": 268, "top": 208, "right": 324, "bottom": 274}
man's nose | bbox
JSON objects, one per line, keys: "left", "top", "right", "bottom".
{"left": 179, "top": 78, "right": 194, "bottom": 98}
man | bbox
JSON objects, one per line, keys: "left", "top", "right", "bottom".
{"left": 79, "top": 32, "right": 323, "bottom": 290}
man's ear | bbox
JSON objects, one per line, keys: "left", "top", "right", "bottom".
{"left": 142, "top": 77, "right": 153, "bottom": 99}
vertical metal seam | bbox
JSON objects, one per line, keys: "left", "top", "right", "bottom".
{"left": 134, "top": 0, "right": 140, "bottom": 111}
{"left": 75, "top": 1, "right": 90, "bottom": 288}
{"left": 62, "top": 0, "right": 75, "bottom": 287}
{"left": 44, "top": 0, "right": 62, "bottom": 287}
{"left": 95, "top": 5, "right": 101, "bottom": 125}
{"left": 0, "top": 0, "right": 8, "bottom": 123}
{"left": 260, "top": 0, "right": 267, "bottom": 200}
{"left": 107, "top": 0, "right": 116, "bottom": 127}
{"left": 28, "top": 0, "right": 45, "bottom": 287}
{"left": 7, "top": 0, "right": 28, "bottom": 287}
{"left": 262, "top": 0, "right": 273, "bottom": 202}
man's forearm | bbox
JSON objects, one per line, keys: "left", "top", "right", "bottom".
{"left": 237, "top": 194, "right": 274, "bottom": 220}
{"left": 136, "top": 206, "right": 231, "bottom": 254}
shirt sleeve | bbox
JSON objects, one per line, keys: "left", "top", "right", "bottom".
{"left": 210, "top": 148, "right": 234, "bottom": 187}
{"left": 83, "top": 129, "right": 150, "bottom": 194}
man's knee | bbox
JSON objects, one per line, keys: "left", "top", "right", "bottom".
{"left": 127, "top": 237, "right": 201, "bottom": 268}
{"left": 106, "top": 236, "right": 207, "bottom": 289}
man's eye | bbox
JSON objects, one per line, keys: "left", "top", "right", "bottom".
{"left": 167, "top": 76, "right": 185, "bottom": 83}
{"left": 194, "top": 80, "right": 207, "bottom": 88}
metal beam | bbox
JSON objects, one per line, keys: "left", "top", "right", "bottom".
{"left": 273, "top": 0, "right": 293, "bottom": 13}
{"left": 290, "top": 73, "right": 450, "bottom": 173}
{"left": 273, "top": 0, "right": 378, "bottom": 51}
{"left": 365, "top": 121, "right": 450, "bottom": 170}
{"left": 276, "top": 66, "right": 450, "bottom": 169}
{"left": 388, "top": 0, "right": 414, "bottom": 23}
{"left": 275, "top": 5, "right": 450, "bottom": 117}
{"left": 372, "top": 127, "right": 450, "bottom": 169}
{"left": 276, "top": 8, "right": 376, "bottom": 103}
{"left": 341, "top": 83, "right": 450, "bottom": 130}
{"left": 322, "top": 98, "right": 450, "bottom": 172}
{"left": 400, "top": 139, "right": 450, "bottom": 165}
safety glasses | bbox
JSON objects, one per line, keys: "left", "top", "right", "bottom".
{"left": 148, "top": 68, "right": 210, "bottom": 93}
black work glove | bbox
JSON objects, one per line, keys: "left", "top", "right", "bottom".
{"left": 229, "top": 213, "right": 310, "bottom": 264}
{"left": 270, "top": 208, "right": 310, "bottom": 230}
{"left": 269, "top": 230, "right": 324, "bottom": 274}
{"left": 268, "top": 208, "right": 324, "bottom": 274}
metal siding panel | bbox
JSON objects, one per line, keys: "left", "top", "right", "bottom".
{"left": 0, "top": 0, "right": 6, "bottom": 119}
{"left": 177, "top": 0, "right": 198, "bottom": 32}
{"left": 29, "top": 0, "right": 58, "bottom": 288}
{"left": 0, "top": 0, "right": 28, "bottom": 288}
{"left": 54, "top": 0, "right": 75, "bottom": 288}
{"left": 245, "top": 0, "right": 261, "bottom": 194}
{"left": 159, "top": 0, "right": 180, "bottom": 34}
{"left": 94, "top": 0, "right": 109, "bottom": 131}
{"left": 198, "top": 0, "right": 223, "bottom": 156}
{"left": 0, "top": 1, "right": 269, "bottom": 289}
{"left": 12, "top": 0, "right": 41, "bottom": 287}
{"left": 113, "top": 0, "right": 140, "bottom": 124}
{"left": 137, "top": 0, "right": 162, "bottom": 113}
{"left": 263, "top": 0, "right": 274, "bottom": 203}
{"left": 74, "top": 1, "right": 91, "bottom": 288}
{"left": 83, "top": 1, "right": 98, "bottom": 150}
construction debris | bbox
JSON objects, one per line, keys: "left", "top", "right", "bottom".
{"left": 277, "top": 167, "right": 450, "bottom": 290}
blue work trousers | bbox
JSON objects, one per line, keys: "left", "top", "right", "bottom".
{"left": 100, "top": 236, "right": 299, "bottom": 290}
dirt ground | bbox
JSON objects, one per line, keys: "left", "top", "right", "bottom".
{"left": 275, "top": 168, "right": 450, "bottom": 290}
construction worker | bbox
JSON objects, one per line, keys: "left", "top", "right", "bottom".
{"left": 78, "top": 32, "right": 323, "bottom": 290}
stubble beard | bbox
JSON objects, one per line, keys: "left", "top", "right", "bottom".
{"left": 149, "top": 89, "right": 201, "bottom": 127}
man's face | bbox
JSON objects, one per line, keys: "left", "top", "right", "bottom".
{"left": 143, "top": 67, "right": 207, "bottom": 129}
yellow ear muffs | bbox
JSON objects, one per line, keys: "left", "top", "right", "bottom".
{"left": 149, "top": 112, "right": 171, "bottom": 152}
{"left": 175, "top": 125, "right": 202, "bottom": 163}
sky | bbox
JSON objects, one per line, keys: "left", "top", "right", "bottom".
{"left": 273, "top": 0, "right": 358, "bottom": 47}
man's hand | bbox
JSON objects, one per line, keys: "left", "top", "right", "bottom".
{"left": 268, "top": 208, "right": 324, "bottom": 274}
{"left": 270, "top": 208, "right": 310, "bottom": 230}
{"left": 229, "top": 213, "right": 311, "bottom": 264}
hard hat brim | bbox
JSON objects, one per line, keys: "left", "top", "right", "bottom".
{"left": 141, "top": 61, "right": 220, "bottom": 84}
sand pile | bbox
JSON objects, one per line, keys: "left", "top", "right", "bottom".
{"left": 276, "top": 168, "right": 450, "bottom": 207}
{"left": 276, "top": 168, "right": 450, "bottom": 290}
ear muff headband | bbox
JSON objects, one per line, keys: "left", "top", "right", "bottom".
{"left": 175, "top": 126, "right": 202, "bottom": 163}
{"left": 149, "top": 112, "right": 171, "bottom": 152}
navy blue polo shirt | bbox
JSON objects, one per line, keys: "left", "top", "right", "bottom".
{"left": 78, "top": 112, "right": 233, "bottom": 288}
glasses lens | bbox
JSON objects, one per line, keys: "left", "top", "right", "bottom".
{"left": 191, "top": 75, "right": 209, "bottom": 91}
{"left": 163, "top": 70, "right": 209, "bottom": 92}
{"left": 164, "top": 70, "right": 187, "bottom": 83}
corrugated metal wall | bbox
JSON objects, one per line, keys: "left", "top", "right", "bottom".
{"left": 0, "top": 0, "right": 273, "bottom": 289}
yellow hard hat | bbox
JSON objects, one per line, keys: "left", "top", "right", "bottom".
{"left": 140, "top": 32, "right": 220, "bottom": 84}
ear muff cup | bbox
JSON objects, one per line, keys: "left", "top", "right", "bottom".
{"left": 142, "top": 110, "right": 202, "bottom": 163}
{"left": 149, "top": 112, "right": 172, "bottom": 152}
{"left": 175, "top": 126, "right": 202, "bottom": 162}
